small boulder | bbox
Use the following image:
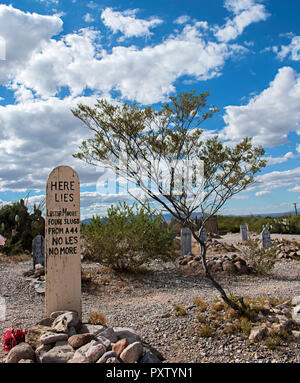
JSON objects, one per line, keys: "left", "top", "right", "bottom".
{"left": 291, "top": 296, "right": 300, "bottom": 306}
{"left": 113, "top": 327, "right": 140, "bottom": 342}
{"left": 140, "top": 350, "right": 162, "bottom": 363}
{"left": 292, "top": 304, "right": 300, "bottom": 323}
{"left": 106, "top": 357, "right": 120, "bottom": 363}
{"left": 51, "top": 311, "right": 80, "bottom": 333}
{"left": 97, "top": 350, "right": 117, "bottom": 363}
{"left": 73, "top": 339, "right": 106, "bottom": 363}
{"left": 37, "top": 317, "right": 54, "bottom": 327}
{"left": 119, "top": 341, "right": 144, "bottom": 363}
{"left": 78, "top": 324, "right": 106, "bottom": 336}
{"left": 112, "top": 338, "right": 129, "bottom": 358}
{"left": 40, "top": 332, "right": 68, "bottom": 345}
{"left": 68, "top": 333, "right": 95, "bottom": 349}
{"left": 41, "top": 344, "right": 75, "bottom": 363}
{"left": 249, "top": 325, "right": 268, "bottom": 342}
{"left": 97, "top": 327, "right": 118, "bottom": 343}
{"left": 6, "top": 343, "right": 35, "bottom": 363}
{"left": 25, "top": 325, "right": 52, "bottom": 349}
{"left": 35, "top": 344, "right": 52, "bottom": 363}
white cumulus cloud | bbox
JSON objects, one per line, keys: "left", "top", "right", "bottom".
{"left": 101, "top": 7, "right": 163, "bottom": 38}
{"left": 0, "top": 4, "right": 63, "bottom": 83}
{"left": 215, "top": 0, "right": 269, "bottom": 42}
{"left": 220, "top": 66, "right": 300, "bottom": 147}
{"left": 274, "top": 36, "right": 300, "bottom": 61}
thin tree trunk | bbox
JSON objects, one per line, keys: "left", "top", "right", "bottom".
{"left": 190, "top": 228, "right": 246, "bottom": 315}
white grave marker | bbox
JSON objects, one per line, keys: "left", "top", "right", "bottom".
{"left": 45, "top": 165, "right": 81, "bottom": 318}
{"left": 32, "top": 234, "right": 45, "bottom": 268}
{"left": 240, "top": 224, "right": 248, "bottom": 241}
{"left": 199, "top": 227, "right": 207, "bottom": 243}
{"left": 261, "top": 227, "right": 271, "bottom": 249}
{"left": 181, "top": 227, "right": 192, "bottom": 256}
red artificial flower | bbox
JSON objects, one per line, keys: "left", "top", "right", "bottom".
{"left": 14, "top": 329, "right": 26, "bottom": 344}
{"left": 2, "top": 328, "right": 16, "bottom": 352}
{"left": 2, "top": 327, "right": 26, "bottom": 352}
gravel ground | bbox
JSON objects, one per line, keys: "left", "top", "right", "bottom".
{"left": 1, "top": 233, "right": 300, "bottom": 363}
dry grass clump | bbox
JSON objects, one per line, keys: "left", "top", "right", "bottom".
{"left": 193, "top": 297, "right": 208, "bottom": 312}
{"left": 198, "top": 324, "right": 214, "bottom": 338}
{"left": 174, "top": 304, "right": 187, "bottom": 316}
{"left": 180, "top": 294, "right": 299, "bottom": 351}
{"left": 88, "top": 312, "right": 107, "bottom": 325}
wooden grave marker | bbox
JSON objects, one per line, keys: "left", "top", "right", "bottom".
{"left": 240, "top": 224, "right": 248, "bottom": 241}
{"left": 261, "top": 227, "right": 271, "bottom": 249}
{"left": 45, "top": 165, "right": 81, "bottom": 318}
{"left": 181, "top": 227, "right": 192, "bottom": 256}
{"left": 32, "top": 234, "right": 45, "bottom": 268}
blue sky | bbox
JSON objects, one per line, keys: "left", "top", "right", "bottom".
{"left": 0, "top": 0, "right": 300, "bottom": 218}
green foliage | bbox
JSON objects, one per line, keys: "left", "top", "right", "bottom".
{"left": 243, "top": 240, "right": 276, "bottom": 275}
{"left": 82, "top": 199, "right": 177, "bottom": 271}
{"left": 217, "top": 214, "right": 300, "bottom": 234}
{"left": 0, "top": 199, "right": 45, "bottom": 255}
{"left": 72, "top": 91, "right": 266, "bottom": 221}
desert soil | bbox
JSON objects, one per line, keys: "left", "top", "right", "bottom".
{"left": 0, "top": 233, "right": 300, "bottom": 363}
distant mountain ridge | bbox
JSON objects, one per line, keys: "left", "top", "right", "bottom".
{"left": 81, "top": 211, "right": 296, "bottom": 224}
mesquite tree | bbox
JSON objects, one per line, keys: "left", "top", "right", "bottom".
{"left": 72, "top": 90, "right": 266, "bottom": 314}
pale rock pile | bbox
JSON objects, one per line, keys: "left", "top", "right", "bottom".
{"left": 206, "top": 239, "right": 240, "bottom": 254}
{"left": 272, "top": 238, "right": 300, "bottom": 260}
{"left": 23, "top": 264, "right": 45, "bottom": 294}
{"left": 5, "top": 311, "right": 165, "bottom": 363}
{"left": 177, "top": 252, "right": 254, "bottom": 275}
{"left": 248, "top": 296, "right": 300, "bottom": 342}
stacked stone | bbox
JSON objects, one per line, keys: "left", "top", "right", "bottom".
{"left": 248, "top": 296, "right": 300, "bottom": 342}
{"left": 206, "top": 239, "right": 240, "bottom": 254}
{"left": 177, "top": 252, "right": 254, "bottom": 275}
{"left": 272, "top": 238, "right": 300, "bottom": 260}
{"left": 23, "top": 264, "right": 45, "bottom": 294}
{"left": 5, "top": 311, "right": 164, "bottom": 363}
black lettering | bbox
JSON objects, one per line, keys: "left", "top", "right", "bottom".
{"left": 52, "top": 237, "right": 63, "bottom": 245}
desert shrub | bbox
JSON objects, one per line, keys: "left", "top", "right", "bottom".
{"left": 217, "top": 214, "right": 300, "bottom": 235}
{"left": 0, "top": 199, "right": 45, "bottom": 255}
{"left": 88, "top": 312, "right": 107, "bottom": 325}
{"left": 82, "top": 199, "right": 177, "bottom": 271}
{"left": 199, "top": 324, "right": 213, "bottom": 338}
{"left": 174, "top": 304, "right": 187, "bottom": 316}
{"left": 242, "top": 240, "right": 276, "bottom": 275}
{"left": 239, "top": 317, "right": 252, "bottom": 336}
{"left": 193, "top": 297, "right": 208, "bottom": 312}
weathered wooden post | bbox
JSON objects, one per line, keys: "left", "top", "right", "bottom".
{"left": 261, "top": 227, "right": 271, "bottom": 249}
{"left": 32, "top": 234, "right": 45, "bottom": 269}
{"left": 240, "top": 224, "right": 248, "bottom": 241}
{"left": 199, "top": 227, "right": 207, "bottom": 243}
{"left": 45, "top": 165, "right": 81, "bottom": 318}
{"left": 181, "top": 227, "right": 192, "bottom": 256}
